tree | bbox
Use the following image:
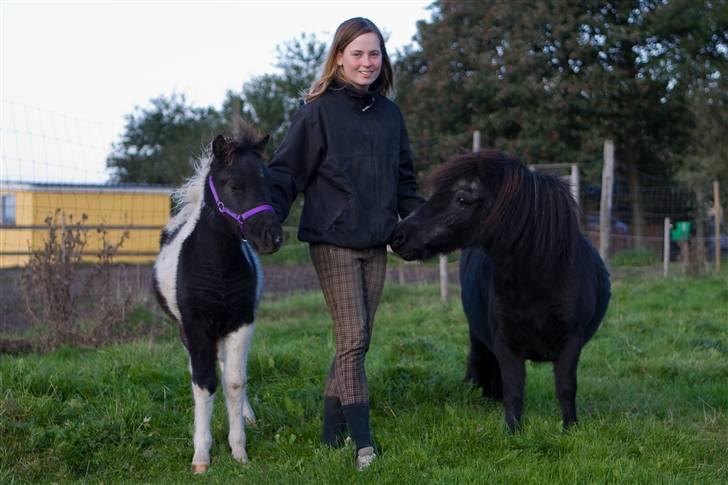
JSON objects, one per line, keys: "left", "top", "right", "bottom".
{"left": 106, "top": 35, "right": 326, "bottom": 186}
{"left": 107, "top": 93, "right": 225, "bottom": 185}
{"left": 229, "top": 33, "right": 327, "bottom": 153}
{"left": 395, "top": 0, "right": 727, "bottom": 242}
{"left": 576, "top": 1, "right": 727, "bottom": 242}
{"left": 395, "top": 1, "right": 607, "bottom": 178}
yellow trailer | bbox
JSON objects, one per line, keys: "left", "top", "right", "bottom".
{"left": 0, "top": 182, "right": 172, "bottom": 268}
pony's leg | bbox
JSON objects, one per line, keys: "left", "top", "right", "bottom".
{"left": 553, "top": 338, "right": 582, "bottom": 430}
{"left": 465, "top": 331, "right": 502, "bottom": 400}
{"left": 219, "top": 323, "right": 256, "bottom": 464}
{"left": 493, "top": 343, "right": 526, "bottom": 433}
{"left": 188, "top": 338, "right": 218, "bottom": 473}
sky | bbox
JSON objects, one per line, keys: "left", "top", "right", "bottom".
{"left": 1, "top": 0, "right": 433, "bottom": 183}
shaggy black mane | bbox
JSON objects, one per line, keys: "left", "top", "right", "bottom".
{"left": 432, "top": 149, "right": 581, "bottom": 268}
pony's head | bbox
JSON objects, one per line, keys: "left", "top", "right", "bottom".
{"left": 391, "top": 149, "right": 579, "bottom": 266}
{"left": 206, "top": 127, "right": 282, "bottom": 254}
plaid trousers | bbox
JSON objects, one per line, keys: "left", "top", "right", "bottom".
{"left": 309, "top": 244, "right": 387, "bottom": 406}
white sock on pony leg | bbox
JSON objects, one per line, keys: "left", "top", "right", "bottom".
{"left": 191, "top": 383, "right": 214, "bottom": 473}
{"left": 220, "top": 323, "right": 256, "bottom": 463}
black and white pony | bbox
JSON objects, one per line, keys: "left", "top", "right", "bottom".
{"left": 391, "top": 149, "right": 610, "bottom": 432}
{"left": 153, "top": 128, "right": 282, "bottom": 472}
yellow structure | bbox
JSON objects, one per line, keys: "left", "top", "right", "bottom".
{"left": 0, "top": 182, "right": 172, "bottom": 268}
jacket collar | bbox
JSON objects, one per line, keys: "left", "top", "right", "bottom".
{"left": 330, "top": 78, "right": 376, "bottom": 112}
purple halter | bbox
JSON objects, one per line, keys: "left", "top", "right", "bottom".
{"left": 208, "top": 175, "right": 274, "bottom": 235}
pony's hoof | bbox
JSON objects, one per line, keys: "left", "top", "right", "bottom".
{"left": 191, "top": 463, "right": 209, "bottom": 474}
{"left": 232, "top": 448, "right": 249, "bottom": 464}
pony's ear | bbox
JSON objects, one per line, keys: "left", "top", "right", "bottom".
{"left": 212, "top": 134, "right": 228, "bottom": 160}
{"left": 253, "top": 135, "right": 270, "bottom": 157}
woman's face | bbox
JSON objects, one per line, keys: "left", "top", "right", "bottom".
{"left": 336, "top": 32, "right": 382, "bottom": 90}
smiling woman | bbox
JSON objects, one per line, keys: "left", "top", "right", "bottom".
{"left": 266, "top": 16, "right": 424, "bottom": 471}
{"left": 336, "top": 32, "right": 383, "bottom": 90}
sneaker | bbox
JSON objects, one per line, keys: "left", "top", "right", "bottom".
{"left": 356, "top": 446, "right": 376, "bottom": 471}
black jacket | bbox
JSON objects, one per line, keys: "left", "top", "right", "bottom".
{"left": 268, "top": 81, "right": 423, "bottom": 249}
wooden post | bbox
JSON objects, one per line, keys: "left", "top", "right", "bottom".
{"left": 439, "top": 255, "right": 448, "bottom": 303}
{"left": 231, "top": 96, "right": 242, "bottom": 135}
{"left": 714, "top": 181, "right": 721, "bottom": 272}
{"left": 664, "top": 217, "right": 671, "bottom": 277}
{"left": 599, "top": 140, "right": 615, "bottom": 262}
{"left": 570, "top": 163, "right": 579, "bottom": 206}
{"left": 473, "top": 130, "right": 481, "bottom": 152}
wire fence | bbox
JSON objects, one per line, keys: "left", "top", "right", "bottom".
{"left": 1, "top": 101, "right": 725, "bottom": 333}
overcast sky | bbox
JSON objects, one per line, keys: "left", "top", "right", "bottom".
{"left": 1, "top": 0, "right": 432, "bottom": 183}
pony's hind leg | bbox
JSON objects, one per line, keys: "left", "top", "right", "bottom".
{"left": 553, "top": 338, "right": 583, "bottom": 430}
{"left": 188, "top": 338, "right": 218, "bottom": 473}
{"left": 219, "top": 323, "right": 256, "bottom": 464}
{"left": 465, "top": 332, "right": 503, "bottom": 400}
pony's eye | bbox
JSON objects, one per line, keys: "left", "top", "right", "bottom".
{"left": 456, "top": 196, "right": 468, "bottom": 206}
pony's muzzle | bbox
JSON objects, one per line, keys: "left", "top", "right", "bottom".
{"left": 390, "top": 226, "right": 408, "bottom": 251}
{"left": 390, "top": 224, "right": 420, "bottom": 261}
{"left": 255, "top": 224, "right": 282, "bottom": 255}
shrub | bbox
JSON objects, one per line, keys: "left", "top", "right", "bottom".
{"left": 18, "top": 209, "right": 131, "bottom": 350}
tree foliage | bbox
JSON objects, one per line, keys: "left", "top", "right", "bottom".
{"left": 107, "top": 93, "right": 225, "bottom": 185}
{"left": 234, "top": 33, "right": 326, "bottom": 153}
{"left": 107, "top": 35, "right": 326, "bottom": 186}
{"left": 395, "top": 0, "right": 728, "bottom": 191}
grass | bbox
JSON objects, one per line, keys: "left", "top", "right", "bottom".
{"left": 611, "top": 248, "right": 659, "bottom": 267}
{"left": 1, "top": 273, "right": 727, "bottom": 483}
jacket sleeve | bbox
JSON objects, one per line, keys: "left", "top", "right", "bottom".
{"left": 397, "top": 115, "right": 425, "bottom": 218}
{"left": 267, "top": 106, "right": 324, "bottom": 223}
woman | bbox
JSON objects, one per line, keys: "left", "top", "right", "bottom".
{"left": 268, "top": 17, "right": 423, "bottom": 470}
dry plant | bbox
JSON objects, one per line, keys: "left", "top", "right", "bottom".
{"left": 19, "top": 209, "right": 131, "bottom": 350}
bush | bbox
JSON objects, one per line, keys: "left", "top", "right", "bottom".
{"left": 18, "top": 209, "right": 131, "bottom": 350}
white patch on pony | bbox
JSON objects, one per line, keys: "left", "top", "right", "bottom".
{"left": 153, "top": 150, "right": 212, "bottom": 321}
{"left": 191, "top": 383, "right": 215, "bottom": 467}
{"left": 218, "top": 323, "right": 256, "bottom": 463}
{"left": 454, "top": 177, "right": 482, "bottom": 193}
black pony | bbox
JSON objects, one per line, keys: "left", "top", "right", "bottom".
{"left": 391, "top": 149, "right": 610, "bottom": 431}
{"left": 153, "top": 128, "right": 282, "bottom": 472}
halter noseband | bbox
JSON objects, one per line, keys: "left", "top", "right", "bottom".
{"left": 208, "top": 175, "right": 274, "bottom": 236}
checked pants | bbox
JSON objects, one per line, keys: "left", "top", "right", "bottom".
{"left": 309, "top": 244, "right": 387, "bottom": 406}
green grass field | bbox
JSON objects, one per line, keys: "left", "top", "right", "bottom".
{"left": 1, "top": 272, "right": 727, "bottom": 483}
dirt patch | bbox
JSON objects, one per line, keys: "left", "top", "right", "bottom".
{"left": 0, "top": 262, "right": 457, "bottom": 333}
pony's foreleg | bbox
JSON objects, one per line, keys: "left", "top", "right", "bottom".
{"left": 219, "top": 323, "right": 256, "bottom": 464}
{"left": 188, "top": 338, "right": 218, "bottom": 473}
{"left": 553, "top": 338, "right": 582, "bottom": 430}
{"left": 493, "top": 343, "right": 526, "bottom": 433}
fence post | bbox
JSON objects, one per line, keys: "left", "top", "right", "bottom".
{"left": 439, "top": 256, "right": 448, "bottom": 303}
{"left": 714, "top": 181, "right": 721, "bottom": 273}
{"left": 570, "top": 163, "right": 580, "bottom": 205}
{"left": 664, "top": 217, "right": 671, "bottom": 277}
{"left": 599, "top": 140, "right": 615, "bottom": 262}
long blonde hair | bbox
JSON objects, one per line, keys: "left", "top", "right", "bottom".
{"left": 304, "top": 17, "right": 393, "bottom": 103}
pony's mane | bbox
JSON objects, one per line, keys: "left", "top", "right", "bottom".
{"left": 166, "top": 122, "right": 263, "bottom": 232}
{"left": 429, "top": 152, "right": 480, "bottom": 195}
{"left": 434, "top": 150, "right": 581, "bottom": 267}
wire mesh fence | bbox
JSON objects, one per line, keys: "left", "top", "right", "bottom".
{"left": 1, "top": 100, "right": 725, "bottom": 340}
